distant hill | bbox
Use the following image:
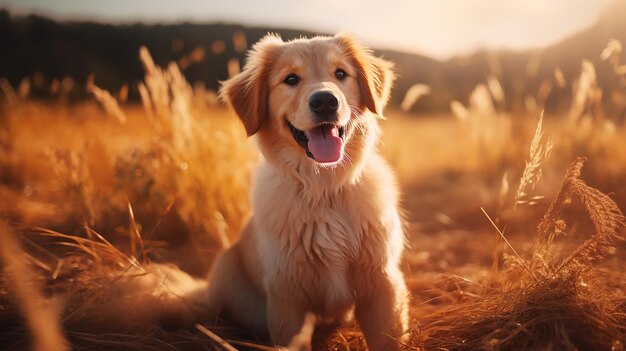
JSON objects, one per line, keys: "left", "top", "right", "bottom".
{"left": 0, "top": 10, "right": 321, "bottom": 101}
{"left": 1, "top": 2, "right": 625, "bottom": 114}
{"left": 387, "top": 0, "right": 626, "bottom": 113}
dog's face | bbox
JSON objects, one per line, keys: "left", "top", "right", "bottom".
{"left": 220, "top": 34, "right": 394, "bottom": 167}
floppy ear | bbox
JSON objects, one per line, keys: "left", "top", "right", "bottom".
{"left": 219, "top": 35, "right": 283, "bottom": 136}
{"left": 335, "top": 34, "right": 395, "bottom": 115}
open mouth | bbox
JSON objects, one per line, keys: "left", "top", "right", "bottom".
{"left": 287, "top": 121, "right": 347, "bottom": 163}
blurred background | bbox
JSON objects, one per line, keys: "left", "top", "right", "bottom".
{"left": 1, "top": 0, "right": 625, "bottom": 114}
{"left": 1, "top": 1, "right": 625, "bottom": 350}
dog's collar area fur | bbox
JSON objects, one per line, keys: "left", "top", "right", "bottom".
{"left": 286, "top": 119, "right": 347, "bottom": 161}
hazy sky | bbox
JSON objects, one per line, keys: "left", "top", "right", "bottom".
{"left": 0, "top": 0, "right": 615, "bottom": 59}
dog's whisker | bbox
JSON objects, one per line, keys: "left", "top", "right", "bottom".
{"left": 348, "top": 104, "right": 364, "bottom": 114}
{"left": 348, "top": 105, "right": 366, "bottom": 120}
{"left": 349, "top": 108, "right": 362, "bottom": 117}
{"left": 343, "top": 153, "right": 354, "bottom": 167}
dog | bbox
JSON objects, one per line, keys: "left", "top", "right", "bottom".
{"left": 207, "top": 33, "right": 409, "bottom": 350}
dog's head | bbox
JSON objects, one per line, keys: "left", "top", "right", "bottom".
{"left": 220, "top": 34, "right": 394, "bottom": 168}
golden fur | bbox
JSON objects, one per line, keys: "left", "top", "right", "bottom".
{"left": 207, "top": 33, "right": 409, "bottom": 350}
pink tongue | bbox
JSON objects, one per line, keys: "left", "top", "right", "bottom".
{"left": 305, "top": 125, "right": 343, "bottom": 163}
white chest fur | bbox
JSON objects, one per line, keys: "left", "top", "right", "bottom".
{"left": 251, "top": 156, "right": 403, "bottom": 315}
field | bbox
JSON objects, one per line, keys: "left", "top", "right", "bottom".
{"left": 1, "top": 41, "right": 625, "bottom": 351}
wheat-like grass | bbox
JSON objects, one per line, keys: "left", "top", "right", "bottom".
{"left": 410, "top": 157, "right": 626, "bottom": 351}
{"left": 514, "top": 111, "right": 554, "bottom": 208}
{"left": 569, "top": 60, "right": 599, "bottom": 123}
{"left": 87, "top": 82, "right": 128, "bottom": 124}
{"left": 546, "top": 158, "right": 625, "bottom": 274}
{"left": 400, "top": 84, "right": 431, "bottom": 111}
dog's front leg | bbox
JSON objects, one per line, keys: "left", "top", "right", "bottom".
{"left": 355, "top": 267, "right": 409, "bottom": 351}
{"left": 266, "top": 290, "right": 312, "bottom": 350}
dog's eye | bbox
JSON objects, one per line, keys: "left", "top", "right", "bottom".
{"left": 283, "top": 74, "right": 300, "bottom": 86}
{"left": 335, "top": 69, "right": 347, "bottom": 80}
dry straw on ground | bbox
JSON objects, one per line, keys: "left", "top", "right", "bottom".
{"left": 410, "top": 157, "right": 625, "bottom": 350}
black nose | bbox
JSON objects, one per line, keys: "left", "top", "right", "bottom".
{"left": 309, "top": 91, "right": 339, "bottom": 121}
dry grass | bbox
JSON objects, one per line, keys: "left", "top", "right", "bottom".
{"left": 514, "top": 111, "right": 554, "bottom": 208}
{"left": 0, "top": 39, "right": 625, "bottom": 350}
{"left": 406, "top": 157, "right": 625, "bottom": 350}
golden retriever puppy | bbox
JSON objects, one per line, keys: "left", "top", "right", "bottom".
{"left": 208, "top": 33, "right": 409, "bottom": 350}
